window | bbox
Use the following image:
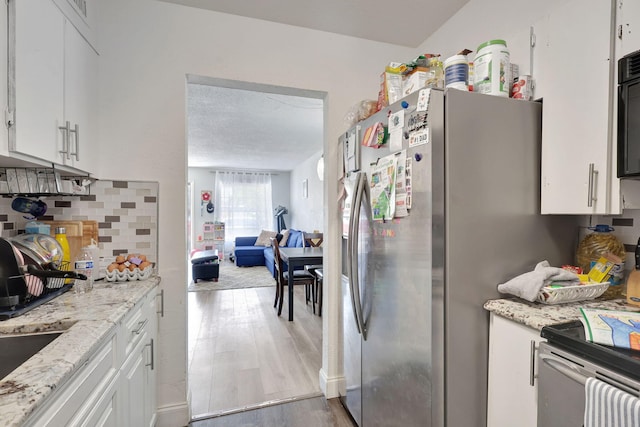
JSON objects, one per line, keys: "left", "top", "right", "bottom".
{"left": 214, "top": 172, "right": 273, "bottom": 240}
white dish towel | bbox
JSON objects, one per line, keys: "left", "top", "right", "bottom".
{"left": 584, "top": 377, "right": 640, "bottom": 427}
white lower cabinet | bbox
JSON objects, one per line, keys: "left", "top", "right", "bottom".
{"left": 24, "top": 288, "right": 158, "bottom": 426}
{"left": 486, "top": 313, "right": 544, "bottom": 427}
{"left": 119, "top": 291, "right": 157, "bottom": 427}
{"left": 23, "top": 332, "right": 118, "bottom": 427}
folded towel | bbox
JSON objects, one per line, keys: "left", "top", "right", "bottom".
{"left": 584, "top": 377, "right": 640, "bottom": 427}
{"left": 497, "top": 260, "right": 580, "bottom": 302}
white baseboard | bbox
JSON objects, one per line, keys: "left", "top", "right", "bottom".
{"left": 319, "top": 368, "right": 344, "bottom": 399}
{"left": 156, "top": 401, "right": 190, "bottom": 427}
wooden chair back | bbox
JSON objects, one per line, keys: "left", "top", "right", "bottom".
{"left": 303, "top": 232, "right": 323, "bottom": 248}
{"left": 271, "top": 237, "right": 285, "bottom": 284}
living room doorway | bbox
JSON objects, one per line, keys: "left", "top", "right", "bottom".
{"left": 185, "top": 76, "right": 326, "bottom": 420}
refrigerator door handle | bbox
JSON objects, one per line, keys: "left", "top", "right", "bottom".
{"left": 346, "top": 174, "right": 362, "bottom": 334}
{"left": 350, "top": 172, "right": 367, "bottom": 339}
{"left": 347, "top": 192, "right": 361, "bottom": 334}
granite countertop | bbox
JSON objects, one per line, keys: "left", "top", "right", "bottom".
{"left": 0, "top": 277, "right": 161, "bottom": 427}
{"left": 484, "top": 297, "right": 640, "bottom": 331}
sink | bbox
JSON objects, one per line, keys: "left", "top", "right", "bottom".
{"left": 0, "top": 332, "right": 63, "bottom": 380}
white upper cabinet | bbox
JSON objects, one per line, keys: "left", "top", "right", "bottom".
{"left": 537, "top": 0, "right": 620, "bottom": 214}
{"left": 12, "top": 0, "right": 65, "bottom": 165}
{"left": 9, "top": 0, "right": 98, "bottom": 175}
{"left": 616, "top": 0, "right": 640, "bottom": 58}
{"left": 52, "top": 0, "right": 99, "bottom": 51}
{"left": 63, "top": 21, "right": 98, "bottom": 172}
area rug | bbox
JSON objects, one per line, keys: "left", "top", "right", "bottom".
{"left": 188, "top": 260, "right": 276, "bottom": 292}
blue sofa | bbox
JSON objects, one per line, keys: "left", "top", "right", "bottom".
{"left": 234, "top": 229, "right": 305, "bottom": 277}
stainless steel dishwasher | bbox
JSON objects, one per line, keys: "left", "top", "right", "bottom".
{"left": 537, "top": 321, "right": 640, "bottom": 427}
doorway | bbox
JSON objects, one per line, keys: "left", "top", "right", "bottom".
{"left": 185, "top": 76, "right": 326, "bottom": 420}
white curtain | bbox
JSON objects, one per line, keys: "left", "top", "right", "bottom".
{"left": 214, "top": 171, "right": 273, "bottom": 241}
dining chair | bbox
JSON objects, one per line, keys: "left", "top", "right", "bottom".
{"left": 271, "top": 237, "right": 316, "bottom": 316}
{"left": 303, "top": 232, "right": 323, "bottom": 315}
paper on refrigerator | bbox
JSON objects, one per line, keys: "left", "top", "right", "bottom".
{"left": 393, "top": 150, "right": 409, "bottom": 217}
{"left": 388, "top": 110, "right": 404, "bottom": 152}
{"left": 370, "top": 153, "right": 397, "bottom": 221}
{"left": 579, "top": 307, "right": 640, "bottom": 351}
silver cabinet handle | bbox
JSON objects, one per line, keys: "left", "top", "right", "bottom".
{"left": 145, "top": 338, "right": 155, "bottom": 370}
{"left": 132, "top": 318, "right": 148, "bottom": 335}
{"left": 587, "top": 163, "right": 598, "bottom": 207}
{"left": 529, "top": 340, "right": 537, "bottom": 386}
{"left": 69, "top": 124, "right": 79, "bottom": 161}
{"left": 156, "top": 289, "right": 164, "bottom": 317}
{"left": 58, "top": 121, "right": 70, "bottom": 159}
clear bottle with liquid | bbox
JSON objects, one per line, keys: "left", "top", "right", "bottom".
{"left": 74, "top": 247, "right": 94, "bottom": 293}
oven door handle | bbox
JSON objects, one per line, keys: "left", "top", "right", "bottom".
{"left": 540, "top": 354, "right": 588, "bottom": 385}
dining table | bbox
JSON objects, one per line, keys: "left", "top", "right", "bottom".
{"left": 278, "top": 246, "right": 323, "bottom": 321}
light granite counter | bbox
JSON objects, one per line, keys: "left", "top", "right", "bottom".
{"left": 484, "top": 297, "right": 640, "bottom": 331}
{"left": 0, "top": 277, "right": 161, "bottom": 427}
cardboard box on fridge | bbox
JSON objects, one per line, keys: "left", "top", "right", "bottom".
{"left": 403, "top": 70, "right": 428, "bottom": 97}
{"left": 378, "top": 62, "right": 405, "bottom": 108}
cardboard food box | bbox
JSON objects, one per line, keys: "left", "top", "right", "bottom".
{"left": 587, "top": 253, "right": 623, "bottom": 283}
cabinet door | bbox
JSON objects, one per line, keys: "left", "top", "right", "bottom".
{"left": 0, "top": 3, "right": 7, "bottom": 157}
{"left": 121, "top": 334, "right": 148, "bottom": 427}
{"left": 63, "top": 19, "right": 98, "bottom": 173}
{"left": 617, "top": 0, "right": 640, "bottom": 58}
{"left": 539, "top": 0, "right": 617, "bottom": 214}
{"left": 52, "top": 0, "right": 99, "bottom": 51}
{"left": 487, "top": 314, "right": 543, "bottom": 427}
{"left": 12, "top": 0, "right": 64, "bottom": 164}
{"left": 145, "top": 296, "right": 158, "bottom": 427}
{"left": 79, "top": 375, "right": 119, "bottom": 427}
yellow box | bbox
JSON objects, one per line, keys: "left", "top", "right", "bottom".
{"left": 587, "top": 256, "right": 616, "bottom": 283}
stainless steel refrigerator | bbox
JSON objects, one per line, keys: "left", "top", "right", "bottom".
{"left": 340, "top": 88, "right": 578, "bottom": 427}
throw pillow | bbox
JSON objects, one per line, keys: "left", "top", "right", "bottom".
{"left": 287, "top": 229, "right": 302, "bottom": 247}
{"left": 278, "top": 229, "right": 290, "bottom": 246}
{"left": 255, "top": 230, "right": 277, "bottom": 247}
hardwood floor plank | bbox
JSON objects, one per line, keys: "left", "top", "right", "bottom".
{"left": 189, "top": 279, "right": 323, "bottom": 418}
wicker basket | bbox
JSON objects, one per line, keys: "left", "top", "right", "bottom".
{"left": 537, "top": 282, "right": 609, "bottom": 305}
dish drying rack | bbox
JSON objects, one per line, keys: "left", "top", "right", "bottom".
{"left": 0, "top": 262, "right": 75, "bottom": 320}
{"left": 0, "top": 166, "right": 93, "bottom": 197}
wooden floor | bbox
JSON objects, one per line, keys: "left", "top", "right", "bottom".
{"left": 189, "top": 396, "right": 355, "bottom": 427}
{"left": 188, "top": 284, "right": 323, "bottom": 418}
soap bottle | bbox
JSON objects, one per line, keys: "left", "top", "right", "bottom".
{"left": 54, "top": 227, "right": 71, "bottom": 280}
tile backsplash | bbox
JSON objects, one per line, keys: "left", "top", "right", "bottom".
{"left": 0, "top": 180, "right": 159, "bottom": 265}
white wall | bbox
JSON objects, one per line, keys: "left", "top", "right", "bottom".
{"left": 187, "top": 167, "right": 291, "bottom": 248}
{"left": 271, "top": 172, "right": 291, "bottom": 231}
{"left": 417, "top": 0, "right": 570, "bottom": 63}
{"left": 289, "top": 150, "right": 324, "bottom": 232}
{"left": 96, "top": 1, "right": 415, "bottom": 424}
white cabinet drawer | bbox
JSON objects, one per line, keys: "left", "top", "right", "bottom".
{"left": 25, "top": 333, "right": 117, "bottom": 427}
{"left": 122, "top": 304, "right": 147, "bottom": 358}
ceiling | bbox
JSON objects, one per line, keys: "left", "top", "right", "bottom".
{"left": 187, "top": 84, "right": 324, "bottom": 171}
{"left": 178, "top": 0, "right": 469, "bottom": 171}
{"left": 159, "top": 0, "right": 468, "bottom": 48}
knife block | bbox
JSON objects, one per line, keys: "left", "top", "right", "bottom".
{"left": 627, "top": 279, "right": 640, "bottom": 307}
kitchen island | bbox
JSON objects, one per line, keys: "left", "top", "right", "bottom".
{"left": 0, "top": 277, "right": 160, "bottom": 427}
